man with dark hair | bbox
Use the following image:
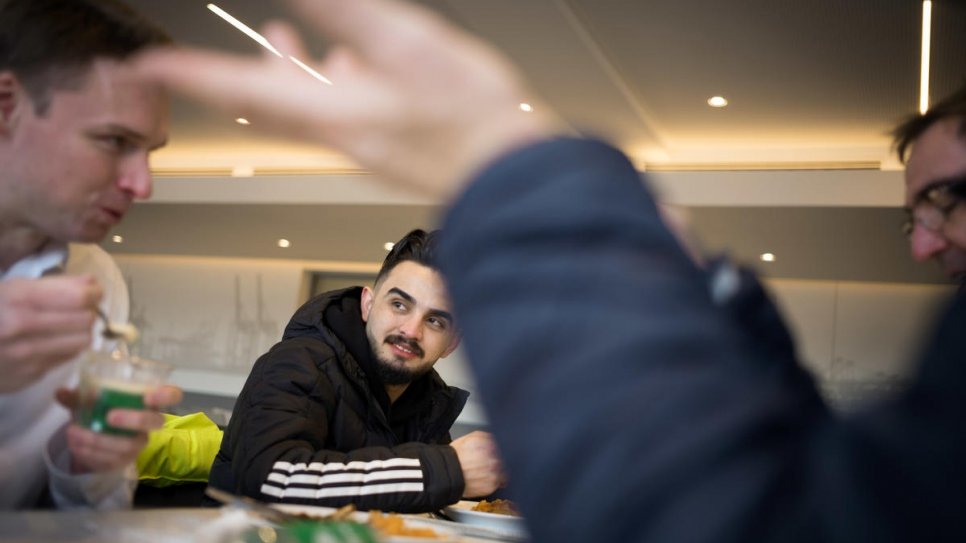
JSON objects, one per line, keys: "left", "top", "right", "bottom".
{"left": 209, "top": 229, "right": 504, "bottom": 513}
{"left": 0, "top": 0, "right": 180, "bottom": 509}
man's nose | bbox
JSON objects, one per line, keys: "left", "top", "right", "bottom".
{"left": 117, "top": 152, "right": 153, "bottom": 200}
{"left": 909, "top": 224, "right": 948, "bottom": 262}
{"left": 398, "top": 315, "right": 423, "bottom": 340}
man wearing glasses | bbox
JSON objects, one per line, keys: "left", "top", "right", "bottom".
{"left": 896, "top": 86, "right": 966, "bottom": 283}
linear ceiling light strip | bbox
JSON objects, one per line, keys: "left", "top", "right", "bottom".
{"left": 920, "top": 0, "right": 933, "bottom": 114}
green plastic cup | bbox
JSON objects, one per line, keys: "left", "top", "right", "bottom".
{"left": 76, "top": 351, "right": 172, "bottom": 436}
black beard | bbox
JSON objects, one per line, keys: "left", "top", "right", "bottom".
{"left": 374, "top": 357, "right": 429, "bottom": 385}
{"left": 374, "top": 335, "right": 427, "bottom": 385}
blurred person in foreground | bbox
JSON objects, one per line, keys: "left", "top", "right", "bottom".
{"left": 209, "top": 229, "right": 504, "bottom": 513}
{"left": 137, "top": 0, "right": 966, "bottom": 540}
{"left": 0, "top": 0, "right": 181, "bottom": 509}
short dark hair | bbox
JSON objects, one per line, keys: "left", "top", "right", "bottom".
{"left": 893, "top": 84, "right": 966, "bottom": 163}
{"left": 0, "top": 0, "right": 171, "bottom": 114}
{"left": 376, "top": 229, "right": 442, "bottom": 285}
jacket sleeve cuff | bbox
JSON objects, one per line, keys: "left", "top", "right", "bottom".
{"left": 44, "top": 423, "right": 137, "bottom": 510}
{"left": 437, "top": 444, "right": 466, "bottom": 506}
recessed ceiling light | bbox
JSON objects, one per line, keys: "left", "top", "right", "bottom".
{"left": 519, "top": 103, "right": 533, "bottom": 112}
{"left": 111, "top": 235, "right": 123, "bottom": 244}
{"left": 235, "top": 117, "right": 250, "bottom": 125}
{"left": 707, "top": 96, "right": 728, "bottom": 108}
{"left": 277, "top": 239, "right": 291, "bottom": 248}
{"left": 760, "top": 252, "right": 776, "bottom": 262}
{"left": 384, "top": 242, "right": 395, "bottom": 251}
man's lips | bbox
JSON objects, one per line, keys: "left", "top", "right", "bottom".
{"left": 385, "top": 335, "right": 423, "bottom": 359}
{"left": 99, "top": 206, "right": 125, "bottom": 224}
{"left": 390, "top": 343, "right": 417, "bottom": 359}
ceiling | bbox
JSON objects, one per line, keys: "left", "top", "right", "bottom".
{"left": 107, "top": 0, "right": 966, "bottom": 284}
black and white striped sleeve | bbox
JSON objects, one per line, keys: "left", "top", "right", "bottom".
{"left": 261, "top": 457, "right": 424, "bottom": 500}
{"left": 256, "top": 443, "right": 464, "bottom": 513}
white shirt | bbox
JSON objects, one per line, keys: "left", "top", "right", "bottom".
{"left": 0, "top": 243, "right": 134, "bottom": 509}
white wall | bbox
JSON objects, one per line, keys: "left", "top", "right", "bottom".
{"left": 113, "top": 253, "right": 956, "bottom": 421}
{"left": 765, "top": 279, "right": 955, "bottom": 409}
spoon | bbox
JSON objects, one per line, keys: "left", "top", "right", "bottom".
{"left": 95, "top": 307, "right": 140, "bottom": 344}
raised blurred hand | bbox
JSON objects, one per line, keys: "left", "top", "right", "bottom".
{"left": 56, "top": 385, "right": 183, "bottom": 473}
{"left": 136, "top": 0, "right": 556, "bottom": 201}
{"left": 450, "top": 430, "right": 506, "bottom": 498}
{"left": 0, "top": 276, "right": 101, "bottom": 393}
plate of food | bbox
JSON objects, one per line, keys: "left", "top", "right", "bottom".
{"left": 442, "top": 499, "right": 528, "bottom": 539}
{"left": 271, "top": 503, "right": 459, "bottom": 542}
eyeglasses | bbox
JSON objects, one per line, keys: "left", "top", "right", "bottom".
{"left": 902, "top": 179, "right": 966, "bottom": 236}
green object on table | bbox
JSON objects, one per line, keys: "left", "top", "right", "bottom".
{"left": 79, "top": 385, "right": 144, "bottom": 436}
{"left": 285, "top": 520, "right": 379, "bottom": 543}
{"left": 241, "top": 521, "right": 379, "bottom": 543}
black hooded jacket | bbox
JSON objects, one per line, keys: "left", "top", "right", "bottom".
{"left": 208, "top": 287, "right": 469, "bottom": 513}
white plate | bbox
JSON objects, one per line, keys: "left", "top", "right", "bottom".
{"left": 271, "top": 504, "right": 459, "bottom": 542}
{"left": 442, "top": 501, "right": 528, "bottom": 539}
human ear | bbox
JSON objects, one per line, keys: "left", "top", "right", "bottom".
{"left": 360, "top": 286, "right": 374, "bottom": 322}
{"left": 441, "top": 335, "right": 461, "bottom": 358}
{"left": 0, "top": 72, "right": 25, "bottom": 135}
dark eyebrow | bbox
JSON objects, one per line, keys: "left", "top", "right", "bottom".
{"left": 387, "top": 287, "right": 454, "bottom": 323}
{"left": 92, "top": 124, "right": 168, "bottom": 150}
{"left": 387, "top": 287, "right": 414, "bottom": 303}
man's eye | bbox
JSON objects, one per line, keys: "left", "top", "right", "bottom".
{"left": 99, "top": 135, "right": 130, "bottom": 152}
{"left": 427, "top": 317, "right": 446, "bottom": 330}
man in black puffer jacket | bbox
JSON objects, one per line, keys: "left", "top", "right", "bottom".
{"left": 208, "top": 229, "right": 504, "bottom": 513}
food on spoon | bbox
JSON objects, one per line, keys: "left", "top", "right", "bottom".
{"left": 111, "top": 322, "right": 140, "bottom": 344}
{"left": 471, "top": 498, "right": 520, "bottom": 516}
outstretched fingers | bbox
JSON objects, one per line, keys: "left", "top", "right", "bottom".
{"left": 283, "top": 0, "right": 446, "bottom": 66}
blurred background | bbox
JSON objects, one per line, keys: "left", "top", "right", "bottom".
{"left": 112, "top": 0, "right": 966, "bottom": 431}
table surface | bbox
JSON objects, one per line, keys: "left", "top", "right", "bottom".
{"left": 0, "top": 508, "right": 219, "bottom": 543}
{"left": 0, "top": 507, "right": 525, "bottom": 543}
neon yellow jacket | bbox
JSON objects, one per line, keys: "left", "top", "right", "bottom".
{"left": 136, "top": 412, "right": 224, "bottom": 488}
